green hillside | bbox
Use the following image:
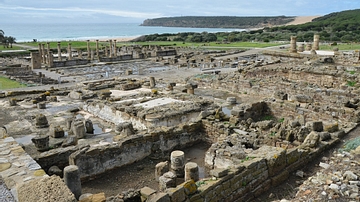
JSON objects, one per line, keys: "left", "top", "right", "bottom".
{"left": 141, "top": 16, "right": 295, "bottom": 29}
{"left": 136, "top": 9, "right": 360, "bottom": 44}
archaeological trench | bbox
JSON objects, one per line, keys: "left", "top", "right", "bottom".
{"left": 0, "top": 35, "right": 360, "bottom": 202}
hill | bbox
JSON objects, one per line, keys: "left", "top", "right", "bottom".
{"left": 141, "top": 16, "right": 295, "bottom": 29}
{"left": 135, "top": 9, "right": 360, "bottom": 43}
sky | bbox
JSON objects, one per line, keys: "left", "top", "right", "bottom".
{"left": 0, "top": 0, "right": 359, "bottom": 24}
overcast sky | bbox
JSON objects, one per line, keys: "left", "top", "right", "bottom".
{"left": 1, "top": 0, "right": 359, "bottom": 24}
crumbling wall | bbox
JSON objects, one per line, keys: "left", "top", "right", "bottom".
{"left": 69, "top": 122, "right": 204, "bottom": 180}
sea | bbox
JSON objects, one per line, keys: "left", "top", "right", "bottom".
{"left": 2, "top": 23, "right": 244, "bottom": 42}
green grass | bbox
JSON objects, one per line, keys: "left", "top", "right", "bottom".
{"left": 339, "top": 137, "right": 360, "bottom": 152}
{"left": 320, "top": 43, "right": 360, "bottom": 51}
{"left": 0, "top": 76, "right": 27, "bottom": 89}
{"left": 0, "top": 46, "right": 23, "bottom": 51}
{"left": 19, "top": 41, "right": 115, "bottom": 50}
{"left": 19, "top": 40, "right": 281, "bottom": 50}
{"left": 347, "top": 80, "right": 357, "bottom": 87}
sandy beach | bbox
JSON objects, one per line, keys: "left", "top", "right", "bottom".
{"left": 286, "top": 16, "right": 321, "bottom": 25}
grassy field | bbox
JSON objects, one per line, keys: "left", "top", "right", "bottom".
{"left": 0, "top": 76, "right": 27, "bottom": 90}
{"left": 0, "top": 46, "right": 23, "bottom": 51}
{"left": 19, "top": 41, "right": 115, "bottom": 50}
{"left": 320, "top": 43, "right": 360, "bottom": 51}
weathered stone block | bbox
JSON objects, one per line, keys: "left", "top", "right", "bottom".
{"left": 166, "top": 186, "right": 186, "bottom": 202}
{"left": 251, "top": 146, "right": 286, "bottom": 177}
{"left": 271, "top": 169, "right": 289, "bottom": 186}
{"left": 210, "top": 168, "right": 228, "bottom": 178}
{"left": 140, "top": 187, "right": 156, "bottom": 199}
{"left": 147, "top": 192, "right": 170, "bottom": 202}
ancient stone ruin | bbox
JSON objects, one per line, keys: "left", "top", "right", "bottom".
{"left": 0, "top": 35, "right": 360, "bottom": 201}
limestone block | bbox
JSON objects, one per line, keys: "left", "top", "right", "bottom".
{"left": 140, "top": 187, "right": 156, "bottom": 199}
{"left": 271, "top": 169, "right": 289, "bottom": 187}
{"left": 166, "top": 186, "right": 186, "bottom": 202}
{"left": 306, "top": 121, "right": 323, "bottom": 132}
{"left": 147, "top": 192, "right": 170, "bottom": 202}
{"left": 286, "top": 148, "right": 301, "bottom": 166}
{"left": 49, "top": 125, "right": 65, "bottom": 138}
{"left": 71, "top": 119, "right": 85, "bottom": 139}
{"left": 69, "top": 91, "right": 83, "bottom": 100}
{"left": 48, "top": 165, "right": 63, "bottom": 177}
{"left": 155, "top": 161, "right": 169, "bottom": 181}
{"left": 181, "top": 180, "right": 197, "bottom": 195}
{"left": 319, "top": 132, "right": 331, "bottom": 141}
{"left": 302, "top": 131, "right": 320, "bottom": 148}
{"left": 0, "top": 127, "right": 7, "bottom": 138}
{"left": 159, "top": 172, "right": 177, "bottom": 191}
{"left": 210, "top": 168, "right": 229, "bottom": 178}
{"left": 323, "top": 122, "right": 339, "bottom": 133}
{"left": 252, "top": 146, "right": 286, "bottom": 177}
{"left": 291, "top": 94, "right": 313, "bottom": 103}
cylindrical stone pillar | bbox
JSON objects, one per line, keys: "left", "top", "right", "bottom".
{"left": 87, "top": 40, "right": 91, "bottom": 60}
{"left": 46, "top": 42, "right": 51, "bottom": 64}
{"left": 185, "top": 162, "right": 199, "bottom": 182}
{"left": 68, "top": 43, "right": 72, "bottom": 60}
{"left": 109, "top": 40, "right": 113, "bottom": 58}
{"left": 113, "top": 39, "right": 117, "bottom": 57}
{"left": 64, "top": 165, "right": 82, "bottom": 200}
{"left": 57, "top": 42, "right": 62, "bottom": 61}
{"left": 170, "top": 150, "right": 185, "bottom": 177}
{"left": 149, "top": 77, "right": 156, "bottom": 88}
{"left": 96, "top": 40, "right": 99, "bottom": 58}
{"left": 313, "top": 34, "right": 320, "bottom": 50}
{"left": 78, "top": 49, "right": 82, "bottom": 59}
{"left": 105, "top": 46, "right": 108, "bottom": 57}
{"left": 298, "top": 43, "right": 305, "bottom": 52}
{"left": 289, "top": 36, "right": 297, "bottom": 53}
{"left": 41, "top": 44, "right": 46, "bottom": 64}
{"left": 38, "top": 43, "right": 43, "bottom": 63}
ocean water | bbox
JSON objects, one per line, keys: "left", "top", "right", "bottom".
{"left": 2, "top": 23, "right": 243, "bottom": 42}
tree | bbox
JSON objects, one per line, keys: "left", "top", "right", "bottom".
{"left": 0, "top": 30, "right": 4, "bottom": 47}
{"left": 7, "top": 36, "right": 16, "bottom": 48}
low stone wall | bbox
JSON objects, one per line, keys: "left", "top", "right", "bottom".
{"left": 83, "top": 103, "right": 148, "bottom": 130}
{"left": 99, "top": 55, "right": 133, "bottom": 62}
{"left": 53, "top": 59, "right": 89, "bottom": 67}
{"left": 69, "top": 122, "right": 204, "bottom": 180}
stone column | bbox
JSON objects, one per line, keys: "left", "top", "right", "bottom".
{"left": 38, "top": 43, "right": 43, "bottom": 63}
{"left": 68, "top": 43, "right": 72, "bottom": 60}
{"left": 96, "top": 40, "right": 99, "bottom": 58}
{"left": 185, "top": 162, "right": 199, "bottom": 182}
{"left": 41, "top": 44, "right": 46, "bottom": 64}
{"left": 298, "top": 44, "right": 305, "bottom": 52}
{"left": 109, "top": 40, "right": 113, "bottom": 58}
{"left": 78, "top": 49, "right": 82, "bottom": 59}
{"left": 105, "top": 46, "right": 108, "bottom": 57}
{"left": 48, "top": 51, "right": 54, "bottom": 67}
{"left": 149, "top": 77, "right": 156, "bottom": 88}
{"left": 289, "top": 36, "right": 297, "bottom": 53}
{"left": 35, "top": 114, "right": 49, "bottom": 128}
{"left": 313, "top": 34, "right": 320, "bottom": 50}
{"left": 31, "top": 136, "right": 49, "bottom": 151}
{"left": 113, "top": 39, "right": 117, "bottom": 57}
{"left": 305, "top": 43, "right": 312, "bottom": 51}
{"left": 57, "top": 42, "right": 62, "bottom": 61}
{"left": 170, "top": 150, "right": 185, "bottom": 177}
{"left": 46, "top": 42, "right": 51, "bottom": 64}
{"left": 87, "top": 40, "right": 91, "bottom": 60}
{"left": 64, "top": 165, "right": 82, "bottom": 200}
{"left": 91, "top": 50, "right": 94, "bottom": 61}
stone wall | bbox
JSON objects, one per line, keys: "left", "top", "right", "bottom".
{"left": 69, "top": 122, "right": 204, "bottom": 180}
{"left": 99, "top": 55, "right": 133, "bottom": 62}
{"left": 52, "top": 59, "right": 89, "bottom": 68}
